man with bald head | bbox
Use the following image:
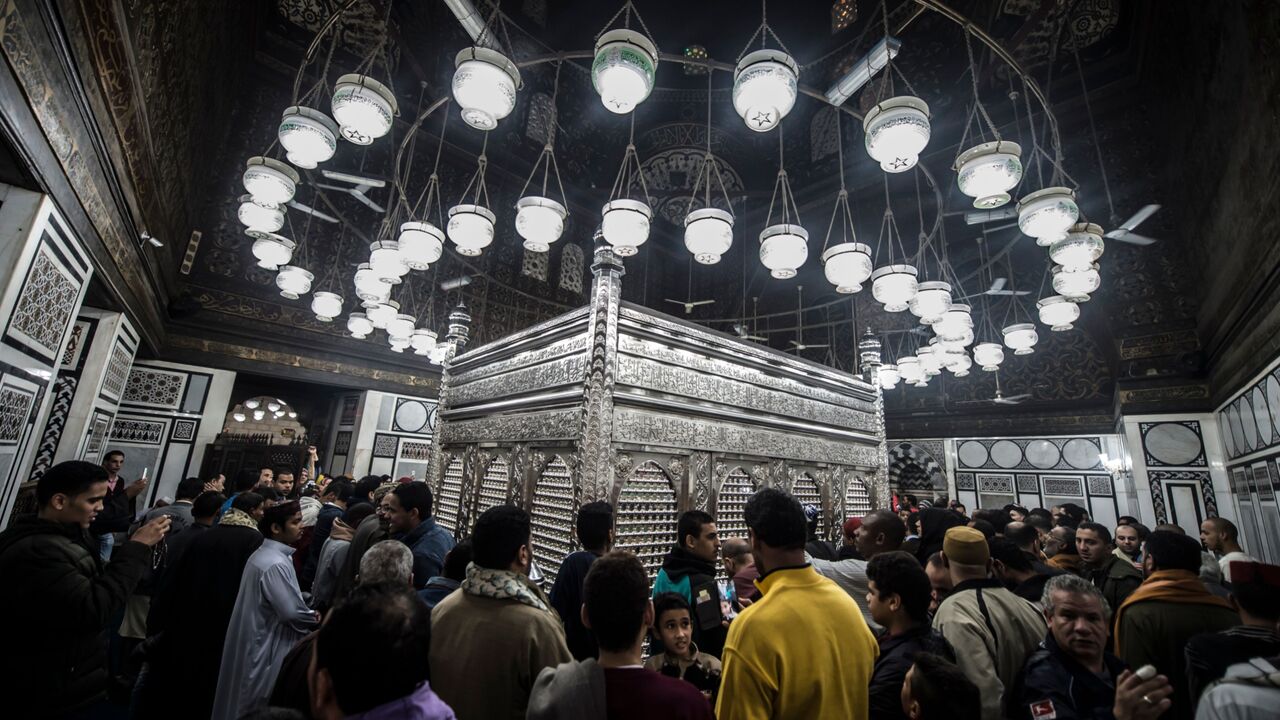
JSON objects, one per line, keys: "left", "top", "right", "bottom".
{"left": 808, "top": 508, "right": 907, "bottom": 630}
{"left": 1200, "top": 517, "right": 1254, "bottom": 583}
{"left": 721, "top": 536, "right": 758, "bottom": 602}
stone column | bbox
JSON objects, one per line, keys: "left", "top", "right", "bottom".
{"left": 579, "top": 234, "right": 624, "bottom": 502}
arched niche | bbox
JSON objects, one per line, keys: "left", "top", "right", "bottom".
{"left": 888, "top": 441, "right": 947, "bottom": 497}
{"left": 845, "top": 472, "right": 873, "bottom": 517}
{"left": 530, "top": 454, "right": 576, "bottom": 585}
{"left": 615, "top": 460, "right": 678, "bottom": 582}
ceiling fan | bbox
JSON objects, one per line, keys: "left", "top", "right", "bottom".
{"left": 960, "top": 371, "right": 1031, "bottom": 406}
{"left": 665, "top": 298, "right": 715, "bottom": 314}
{"left": 732, "top": 322, "right": 766, "bottom": 342}
{"left": 1105, "top": 204, "right": 1160, "bottom": 245}
{"left": 964, "top": 207, "right": 1018, "bottom": 225}
{"left": 788, "top": 286, "right": 829, "bottom": 354}
{"left": 314, "top": 169, "right": 387, "bottom": 213}
{"left": 957, "top": 277, "right": 1030, "bottom": 300}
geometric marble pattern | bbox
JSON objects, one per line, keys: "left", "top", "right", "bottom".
{"left": 7, "top": 248, "right": 80, "bottom": 357}
{"left": 977, "top": 474, "right": 1014, "bottom": 493}
{"left": 521, "top": 247, "right": 549, "bottom": 282}
{"left": 1043, "top": 476, "right": 1084, "bottom": 496}
{"left": 121, "top": 367, "right": 185, "bottom": 408}
{"left": 372, "top": 433, "right": 398, "bottom": 458}
{"left": 401, "top": 440, "right": 430, "bottom": 461}
{"left": 109, "top": 418, "right": 165, "bottom": 445}
{"left": 0, "top": 384, "right": 35, "bottom": 444}
{"left": 1087, "top": 475, "right": 1114, "bottom": 496}
{"left": 1017, "top": 474, "right": 1041, "bottom": 493}
{"left": 100, "top": 341, "right": 133, "bottom": 400}
{"left": 332, "top": 431, "right": 351, "bottom": 456}
{"left": 170, "top": 419, "right": 197, "bottom": 442}
{"left": 27, "top": 376, "right": 77, "bottom": 482}
{"left": 955, "top": 472, "right": 976, "bottom": 490}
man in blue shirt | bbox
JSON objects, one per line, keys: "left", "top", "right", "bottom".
{"left": 387, "top": 482, "right": 454, "bottom": 590}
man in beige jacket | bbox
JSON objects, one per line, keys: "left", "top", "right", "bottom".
{"left": 932, "top": 526, "right": 1045, "bottom": 720}
{"left": 430, "top": 505, "right": 571, "bottom": 719}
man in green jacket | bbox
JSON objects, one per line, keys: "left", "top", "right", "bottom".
{"left": 0, "top": 461, "right": 169, "bottom": 717}
{"left": 1076, "top": 522, "right": 1143, "bottom": 614}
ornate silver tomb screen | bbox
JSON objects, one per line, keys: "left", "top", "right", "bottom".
{"left": 430, "top": 240, "right": 888, "bottom": 583}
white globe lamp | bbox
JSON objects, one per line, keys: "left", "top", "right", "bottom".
{"left": 1003, "top": 322, "right": 1039, "bottom": 355}
{"left": 871, "top": 264, "right": 919, "bottom": 312}
{"left": 863, "top": 97, "right": 931, "bottom": 173}
{"left": 684, "top": 208, "right": 734, "bottom": 265}
{"left": 275, "top": 265, "right": 314, "bottom": 300}
{"left": 821, "top": 242, "right": 873, "bottom": 294}
{"left": 955, "top": 141, "right": 1023, "bottom": 209}
{"left": 243, "top": 157, "right": 299, "bottom": 206}
{"left": 250, "top": 233, "right": 295, "bottom": 271}
{"left": 601, "top": 199, "right": 652, "bottom": 257}
{"left": 452, "top": 47, "right": 521, "bottom": 131}
{"left": 397, "top": 222, "right": 445, "bottom": 270}
{"left": 447, "top": 204, "right": 497, "bottom": 257}
{"left": 515, "top": 196, "right": 567, "bottom": 253}
{"left": 1017, "top": 186, "right": 1079, "bottom": 245}
{"left": 278, "top": 106, "right": 339, "bottom": 168}
{"left": 310, "top": 291, "right": 343, "bottom": 322}
{"left": 759, "top": 224, "right": 809, "bottom": 279}
{"left": 331, "top": 75, "right": 398, "bottom": 145}
{"left": 592, "top": 30, "right": 658, "bottom": 114}
{"left": 732, "top": 50, "right": 799, "bottom": 132}
{"left": 1037, "top": 295, "right": 1080, "bottom": 331}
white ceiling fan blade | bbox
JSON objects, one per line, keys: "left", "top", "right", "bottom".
{"left": 663, "top": 299, "right": 686, "bottom": 307}
{"left": 964, "top": 208, "right": 1019, "bottom": 225}
{"left": 1115, "top": 232, "right": 1157, "bottom": 246}
{"left": 689, "top": 300, "right": 715, "bottom": 307}
{"left": 988, "top": 277, "right": 1007, "bottom": 293}
{"left": 286, "top": 201, "right": 338, "bottom": 223}
{"left": 1120, "top": 204, "right": 1160, "bottom": 231}
{"left": 321, "top": 169, "right": 386, "bottom": 187}
{"left": 804, "top": 343, "right": 830, "bottom": 349}
{"left": 313, "top": 183, "right": 352, "bottom": 192}
{"left": 351, "top": 191, "right": 385, "bottom": 213}
{"left": 988, "top": 290, "right": 1030, "bottom": 296}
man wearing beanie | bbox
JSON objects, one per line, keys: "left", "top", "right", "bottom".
{"left": 932, "top": 526, "right": 1044, "bottom": 720}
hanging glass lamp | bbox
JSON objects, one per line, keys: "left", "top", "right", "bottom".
{"left": 592, "top": 29, "right": 659, "bottom": 114}
{"left": 452, "top": 47, "right": 521, "bottom": 131}
{"left": 955, "top": 141, "right": 1022, "bottom": 209}
{"left": 331, "top": 75, "right": 398, "bottom": 145}
{"left": 733, "top": 50, "right": 799, "bottom": 132}
{"left": 864, "top": 97, "right": 931, "bottom": 173}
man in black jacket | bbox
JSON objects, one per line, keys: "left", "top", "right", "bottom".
{"left": 138, "top": 492, "right": 264, "bottom": 718}
{"left": 1011, "top": 574, "right": 1173, "bottom": 720}
{"left": 653, "top": 511, "right": 726, "bottom": 658}
{"left": 866, "top": 551, "right": 954, "bottom": 720}
{"left": 549, "top": 500, "right": 614, "bottom": 660}
{"left": 0, "top": 460, "right": 169, "bottom": 717}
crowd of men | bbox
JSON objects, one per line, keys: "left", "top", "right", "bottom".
{"left": 0, "top": 453, "right": 1277, "bottom": 720}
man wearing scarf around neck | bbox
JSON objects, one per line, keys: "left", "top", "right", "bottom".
{"left": 1114, "top": 531, "right": 1238, "bottom": 720}
{"left": 430, "top": 505, "right": 571, "bottom": 720}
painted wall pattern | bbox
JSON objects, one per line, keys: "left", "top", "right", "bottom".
{"left": 1216, "top": 354, "right": 1280, "bottom": 562}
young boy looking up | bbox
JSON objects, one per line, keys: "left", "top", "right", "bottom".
{"left": 645, "top": 592, "right": 722, "bottom": 702}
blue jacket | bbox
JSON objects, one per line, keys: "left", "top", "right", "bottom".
{"left": 398, "top": 518, "right": 455, "bottom": 590}
{"left": 418, "top": 576, "right": 460, "bottom": 608}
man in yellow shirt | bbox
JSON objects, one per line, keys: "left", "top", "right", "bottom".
{"left": 716, "top": 488, "right": 880, "bottom": 720}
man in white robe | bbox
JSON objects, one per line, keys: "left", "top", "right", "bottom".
{"left": 212, "top": 500, "right": 319, "bottom": 720}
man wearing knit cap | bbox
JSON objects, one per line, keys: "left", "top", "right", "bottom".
{"left": 932, "top": 526, "right": 1045, "bottom": 720}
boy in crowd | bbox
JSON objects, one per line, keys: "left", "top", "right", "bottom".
{"left": 645, "top": 592, "right": 722, "bottom": 702}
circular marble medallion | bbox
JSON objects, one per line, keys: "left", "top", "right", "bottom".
{"left": 1228, "top": 403, "right": 1246, "bottom": 454}
{"left": 1143, "top": 422, "right": 1202, "bottom": 466}
{"left": 990, "top": 439, "right": 1023, "bottom": 469}
{"left": 1219, "top": 413, "right": 1236, "bottom": 458}
{"left": 394, "top": 400, "right": 430, "bottom": 433}
{"left": 1062, "top": 438, "right": 1102, "bottom": 470}
{"left": 957, "top": 441, "right": 989, "bottom": 468}
{"left": 1267, "top": 373, "right": 1280, "bottom": 438}
{"left": 1025, "top": 439, "right": 1061, "bottom": 469}
{"left": 1251, "top": 387, "right": 1272, "bottom": 446}
{"left": 1240, "top": 397, "right": 1258, "bottom": 451}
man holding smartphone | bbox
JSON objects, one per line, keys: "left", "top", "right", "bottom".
{"left": 90, "top": 450, "right": 149, "bottom": 560}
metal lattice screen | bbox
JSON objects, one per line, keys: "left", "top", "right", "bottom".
{"left": 793, "top": 473, "right": 824, "bottom": 537}
{"left": 530, "top": 455, "right": 575, "bottom": 585}
{"left": 616, "top": 462, "right": 678, "bottom": 583}
{"left": 846, "top": 474, "right": 872, "bottom": 517}
{"left": 474, "top": 458, "right": 510, "bottom": 521}
{"left": 715, "top": 467, "right": 757, "bottom": 541}
{"left": 437, "top": 457, "right": 464, "bottom": 533}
